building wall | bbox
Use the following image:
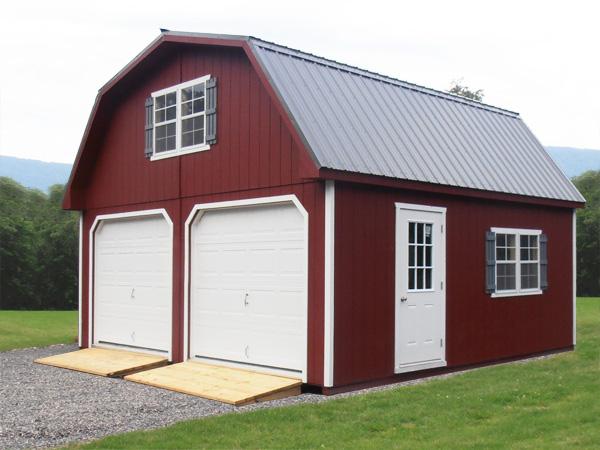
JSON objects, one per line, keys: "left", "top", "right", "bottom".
{"left": 333, "top": 181, "right": 573, "bottom": 387}
{"left": 76, "top": 44, "right": 325, "bottom": 386}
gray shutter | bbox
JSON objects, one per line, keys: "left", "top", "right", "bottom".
{"left": 540, "top": 233, "right": 548, "bottom": 290}
{"left": 144, "top": 96, "right": 154, "bottom": 158}
{"left": 205, "top": 77, "right": 217, "bottom": 145}
{"left": 485, "top": 231, "right": 496, "bottom": 293}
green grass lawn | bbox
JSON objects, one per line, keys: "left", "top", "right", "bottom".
{"left": 74, "top": 298, "right": 600, "bottom": 449}
{"left": 0, "top": 310, "right": 77, "bottom": 351}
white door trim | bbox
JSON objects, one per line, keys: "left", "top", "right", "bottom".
{"left": 78, "top": 213, "right": 83, "bottom": 347}
{"left": 323, "top": 181, "right": 335, "bottom": 387}
{"left": 394, "top": 202, "right": 447, "bottom": 373}
{"left": 88, "top": 208, "right": 174, "bottom": 360}
{"left": 183, "top": 195, "right": 309, "bottom": 382}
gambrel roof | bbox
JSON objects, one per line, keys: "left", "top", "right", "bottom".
{"left": 65, "top": 31, "right": 584, "bottom": 207}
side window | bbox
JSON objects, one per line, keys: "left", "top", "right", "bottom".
{"left": 486, "top": 228, "right": 547, "bottom": 297}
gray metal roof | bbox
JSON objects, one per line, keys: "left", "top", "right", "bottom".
{"left": 248, "top": 38, "right": 584, "bottom": 203}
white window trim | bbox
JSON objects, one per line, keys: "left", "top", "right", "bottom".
{"left": 491, "top": 227, "right": 543, "bottom": 298}
{"left": 150, "top": 74, "right": 211, "bottom": 161}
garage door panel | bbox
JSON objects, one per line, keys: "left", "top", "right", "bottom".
{"left": 94, "top": 214, "right": 172, "bottom": 355}
{"left": 190, "top": 202, "right": 306, "bottom": 373}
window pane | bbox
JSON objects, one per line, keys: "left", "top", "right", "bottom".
{"left": 155, "top": 137, "right": 166, "bottom": 153}
{"left": 520, "top": 235, "right": 528, "bottom": 248}
{"left": 506, "top": 247, "right": 516, "bottom": 261}
{"left": 521, "top": 248, "right": 529, "bottom": 261}
{"left": 409, "top": 223, "right": 415, "bottom": 244}
{"left": 409, "top": 245, "right": 415, "bottom": 267}
{"left": 155, "top": 95, "right": 165, "bottom": 109}
{"left": 166, "top": 106, "right": 176, "bottom": 121}
{"left": 497, "top": 234, "right": 506, "bottom": 247}
{"left": 166, "top": 92, "right": 176, "bottom": 106}
{"left": 193, "top": 130, "right": 204, "bottom": 145}
{"left": 417, "top": 269, "right": 424, "bottom": 289}
{"left": 409, "top": 268, "right": 415, "bottom": 290}
{"left": 155, "top": 124, "right": 166, "bottom": 139}
{"left": 530, "top": 248, "right": 538, "bottom": 260}
{"left": 497, "top": 248, "right": 506, "bottom": 261}
{"left": 506, "top": 234, "right": 516, "bottom": 247}
{"left": 181, "top": 102, "right": 193, "bottom": 117}
{"left": 417, "top": 223, "right": 424, "bottom": 244}
{"left": 194, "top": 115, "right": 204, "bottom": 129}
{"left": 530, "top": 235, "right": 538, "bottom": 247}
{"left": 193, "top": 83, "right": 205, "bottom": 97}
{"left": 182, "top": 132, "right": 193, "bottom": 148}
{"left": 166, "top": 122, "right": 176, "bottom": 136}
{"left": 182, "top": 117, "right": 193, "bottom": 132}
{"left": 193, "top": 98, "right": 205, "bottom": 113}
{"left": 182, "top": 87, "right": 192, "bottom": 102}
{"left": 417, "top": 246, "right": 424, "bottom": 266}
{"left": 425, "top": 224, "right": 432, "bottom": 244}
{"left": 425, "top": 246, "right": 432, "bottom": 267}
{"left": 425, "top": 268, "right": 432, "bottom": 289}
{"left": 166, "top": 136, "right": 176, "bottom": 150}
{"left": 155, "top": 109, "right": 165, "bottom": 123}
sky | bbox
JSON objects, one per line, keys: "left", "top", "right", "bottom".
{"left": 0, "top": 0, "right": 599, "bottom": 164}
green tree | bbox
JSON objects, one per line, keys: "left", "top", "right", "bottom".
{"left": 573, "top": 170, "right": 600, "bottom": 296}
{"left": 449, "top": 79, "right": 484, "bottom": 102}
{"left": 0, "top": 178, "right": 78, "bottom": 309}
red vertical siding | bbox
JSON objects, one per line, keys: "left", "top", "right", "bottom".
{"left": 333, "top": 182, "right": 573, "bottom": 387}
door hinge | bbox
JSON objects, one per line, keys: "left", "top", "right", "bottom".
{"left": 441, "top": 224, "right": 444, "bottom": 233}
{"left": 440, "top": 338, "right": 443, "bottom": 347}
{"left": 440, "top": 281, "right": 444, "bottom": 290}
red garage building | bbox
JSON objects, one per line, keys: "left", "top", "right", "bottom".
{"left": 63, "top": 31, "right": 584, "bottom": 392}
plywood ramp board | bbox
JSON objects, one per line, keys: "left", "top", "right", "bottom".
{"left": 125, "top": 361, "right": 302, "bottom": 406}
{"left": 34, "top": 348, "right": 168, "bottom": 377}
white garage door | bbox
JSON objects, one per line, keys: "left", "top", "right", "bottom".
{"left": 93, "top": 214, "right": 172, "bottom": 356}
{"left": 190, "top": 202, "right": 307, "bottom": 375}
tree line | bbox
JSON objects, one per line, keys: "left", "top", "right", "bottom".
{"left": 0, "top": 172, "right": 599, "bottom": 310}
{"left": 0, "top": 177, "right": 78, "bottom": 309}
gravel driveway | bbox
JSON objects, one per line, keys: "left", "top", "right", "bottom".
{"left": 1, "top": 344, "right": 465, "bottom": 449}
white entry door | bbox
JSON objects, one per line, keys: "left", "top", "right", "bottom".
{"left": 395, "top": 203, "right": 446, "bottom": 373}
{"left": 189, "top": 202, "right": 307, "bottom": 377}
{"left": 93, "top": 213, "right": 172, "bottom": 356}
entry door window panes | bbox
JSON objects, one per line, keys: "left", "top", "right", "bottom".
{"left": 408, "top": 222, "right": 433, "bottom": 290}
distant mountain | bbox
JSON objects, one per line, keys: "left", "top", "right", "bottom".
{"left": 0, "top": 155, "right": 72, "bottom": 192}
{"left": 545, "top": 147, "right": 600, "bottom": 178}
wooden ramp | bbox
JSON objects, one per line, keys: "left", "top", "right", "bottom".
{"left": 34, "top": 347, "right": 168, "bottom": 377}
{"left": 125, "top": 361, "right": 302, "bottom": 406}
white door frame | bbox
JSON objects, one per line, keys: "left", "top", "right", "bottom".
{"left": 394, "top": 202, "right": 447, "bottom": 373}
{"left": 183, "top": 195, "right": 309, "bottom": 382}
{"left": 88, "top": 208, "right": 174, "bottom": 360}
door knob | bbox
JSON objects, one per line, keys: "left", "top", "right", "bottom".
{"left": 400, "top": 296, "right": 407, "bottom": 302}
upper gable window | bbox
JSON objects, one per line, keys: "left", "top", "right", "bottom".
{"left": 145, "top": 75, "right": 217, "bottom": 161}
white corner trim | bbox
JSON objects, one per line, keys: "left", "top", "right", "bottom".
{"left": 78, "top": 213, "right": 83, "bottom": 348}
{"left": 324, "top": 181, "right": 335, "bottom": 387}
{"left": 88, "top": 208, "right": 174, "bottom": 359}
{"left": 183, "top": 194, "right": 309, "bottom": 383}
{"left": 573, "top": 209, "right": 577, "bottom": 346}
